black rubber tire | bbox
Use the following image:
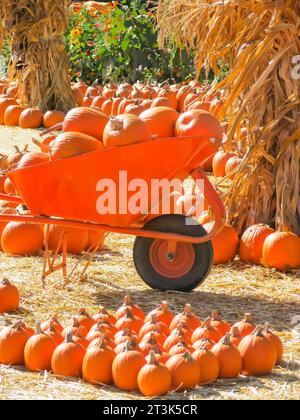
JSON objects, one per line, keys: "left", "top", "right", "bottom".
{"left": 133, "top": 215, "right": 213, "bottom": 292}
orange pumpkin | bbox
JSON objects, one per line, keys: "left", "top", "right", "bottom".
{"left": 115, "top": 308, "right": 143, "bottom": 334}
{"left": 192, "top": 344, "right": 219, "bottom": 384}
{"left": 140, "top": 107, "right": 179, "bottom": 138}
{"left": 46, "top": 225, "right": 88, "bottom": 255}
{"left": 191, "top": 318, "right": 223, "bottom": 344}
{"left": 166, "top": 352, "right": 201, "bottom": 390}
{"left": 212, "top": 151, "right": 237, "bottom": 178}
{"left": 63, "top": 107, "right": 108, "bottom": 141}
{"left": 144, "top": 301, "right": 174, "bottom": 327}
{"left": 204, "top": 222, "right": 239, "bottom": 265}
{"left": 169, "top": 303, "right": 202, "bottom": 332}
{"left": 175, "top": 109, "right": 223, "bottom": 140}
{"left": 192, "top": 337, "right": 215, "bottom": 351}
{"left": 124, "top": 101, "right": 145, "bottom": 116}
{"left": 103, "top": 114, "right": 151, "bottom": 148}
{"left": 49, "top": 132, "right": 103, "bottom": 161}
{"left": 112, "top": 341, "right": 146, "bottom": 391}
{"left": 139, "top": 314, "right": 170, "bottom": 339}
{"left": 71, "top": 86, "right": 84, "bottom": 106}
{"left": 76, "top": 308, "right": 96, "bottom": 332}
{"left": 0, "top": 98, "right": 18, "bottom": 124}
{"left": 91, "top": 96, "right": 105, "bottom": 109}
{"left": 51, "top": 332, "right": 86, "bottom": 377}
{"left": 41, "top": 315, "right": 64, "bottom": 335}
{"left": 62, "top": 318, "right": 87, "bottom": 339}
{"left": 239, "top": 224, "right": 275, "bottom": 265}
{"left": 139, "top": 333, "right": 162, "bottom": 355}
{"left": 262, "top": 231, "right": 300, "bottom": 271}
{"left": 4, "top": 105, "right": 25, "bottom": 126}
{"left": 151, "top": 97, "right": 173, "bottom": 108}
{"left": 263, "top": 323, "right": 284, "bottom": 365}
{"left": 93, "top": 306, "right": 116, "bottom": 325}
{"left": 225, "top": 156, "right": 242, "bottom": 179}
{"left": 0, "top": 278, "right": 19, "bottom": 313}
{"left": 101, "top": 98, "right": 113, "bottom": 115}
{"left": 210, "top": 310, "right": 230, "bottom": 336}
{"left": 24, "top": 322, "right": 58, "bottom": 372}
{"left": 115, "top": 295, "right": 145, "bottom": 321}
{"left": 211, "top": 333, "right": 242, "bottom": 379}
{"left": 176, "top": 85, "right": 192, "bottom": 111}
{"left": 43, "top": 110, "right": 65, "bottom": 129}
{"left": 19, "top": 108, "right": 43, "bottom": 129}
{"left": 1, "top": 222, "right": 44, "bottom": 256}
{"left": 238, "top": 326, "right": 277, "bottom": 376}
{"left": 232, "top": 313, "right": 256, "bottom": 338}
{"left": 0, "top": 321, "right": 34, "bottom": 365}
{"left": 138, "top": 351, "right": 172, "bottom": 396}
{"left": 82, "top": 338, "right": 116, "bottom": 385}
{"left": 17, "top": 152, "right": 49, "bottom": 169}
{"left": 229, "top": 326, "right": 243, "bottom": 348}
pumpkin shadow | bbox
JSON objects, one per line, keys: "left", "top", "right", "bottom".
{"left": 93, "top": 288, "right": 300, "bottom": 331}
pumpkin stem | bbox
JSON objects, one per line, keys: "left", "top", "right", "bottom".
{"left": 72, "top": 317, "right": 80, "bottom": 327}
{"left": 183, "top": 303, "right": 192, "bottom": 316}
{"left": 219, "top": 333, "right": 233, "bottom": 347}
{"left": 230, "top": 326, "right": 241, "bottom": 338}
{"left": 212, "top": 310, "right": 222, "bottom": 321}
{"left": 202, "top": 317, "right": 212, "bottom": 329}
{"left": 35, "top": 321, "right": 44, "bottom": 335}
{"left": 161, "top": 301, "right": 169, "bottom": 312}
{"left": 12, "top": 320, "right": 26, "bottom": 330}
{"left": 148, "top": 350, "right": 159, "bottom": 365}
{"left": 243, "top": 313, "right": 253, "bottom": 323}
{"left": 150, "top": 313, "right": 158, "bottom": 324}
{"left": 97, "top": 305, "right": 107, "bottom": 314}
{"left": 32, "top": 137, "right": 50, "bottom": 153}
{"left": 123, "top": 295, "right": 132, "bottom": 307}
{"left": 124, "top": 339, "right": 133, "bottom": 352}
{"left": 65, "top": 331, "right": 75, "bottom": 344}
{"left": 263, "top": 323, "right": 271, "bottom": 333}
{"left": 182, "top": 351, "right": 193, "bottom": 361}
{"left": 0, "top": 278, "right": 11, "bottom": 286}
{"left": 251, "top": 326, "right": 265, "bottom": 337}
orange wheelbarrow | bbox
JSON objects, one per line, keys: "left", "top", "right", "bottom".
{"left": 0, "top": 135, "right": 226, "bottom": 292}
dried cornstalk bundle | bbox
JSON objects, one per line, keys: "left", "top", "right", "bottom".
{"left": 4, "top": 0, "right": 76, "bottom": 111}
{"left": 156, "top": 0, "right": 300, "bottom": 235}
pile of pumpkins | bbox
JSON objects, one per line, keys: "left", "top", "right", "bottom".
{"left": 0, "top": 78, "right": 299, "bottom": 270}
{"left": 0, "top": 294, "right": 284, "bottom": 397}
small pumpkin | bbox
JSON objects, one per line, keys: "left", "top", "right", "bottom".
{"left": 75, "top": 308, "right": 96, "bottom": 332}
{"left": 144, "top": 301, "right": 174, "bottom": 327}
{"left": 43, "top": 110, "right": 65, "bottom": 129}
{"left": 192, "top": 344, "right": 219, "bottom": 384}
{"left": 17, "top": 152, "right": 49, "bottom": 169}
{"left": 145, "top": 346, "right": 170, "bottom": 365}
{"left": 1, "top": 222, "right": 44, "bottom": 256}
{"left": 24, "top": 322, "right": 58, "bottom": 372}
{"left": 192, "top": 337, "right": 215, "bottom": 351}
{"left": 88, "top": 334, "right": 115, "bottom": 351}
{"left": 225, "top": 156, "right": 242, "bottom": 179}
{"left": 228, "top": 326, "right": 243, "bottom": 348}
{"left": 238, "top": 326, "right": 277, "bottom": 376}
{"left": 46, "top": 225, "right": 88, "bottom": 255}
{"left": 41, "top": 315, "right": 63, "bottom": 335}
{"left": 169, "top": 340, "right": 194, "bottom": 356}
{"left": 4, "top": 105, "right": 25, "bottom": 126}
{"left": 262, "top": 231, "right": 300, "bottom": 271}
{"left": 86, "top": 322, "right": 116, "bottom": 342}
{"left": 93, "top": 306, "right": 116, "bottom": 325}
{"left": 210, "top": 310, "right": 230, "bottom": 336}
{"left": 191, "top": 318, "right": 223, "bottom": 344}
{"left": 46, "top": 323, "right": 64, "bottom": 345}
{"left": 239, "top": 224, "right": 275, "bottom": 265}
{"left": 115, "top": 308, "right": 143, "bottom": 334}
{"left": 139, "top": 333, "right": 161, "bottom": 355}
{"left": 62, "top": 318, "right": 87, "bottom": 339}
{"left": 204, "top": 222, "right": 239, "bottom": 265}
{"left": 164, "top": 326, "right": 190, "bottom": 352}
{"left": 232, "top": 313, "right": 256, "bottom": 338}
{"left": 114, "top": 328, "right": 136, "bottom": 346}
{"left": 115, "top": 336, "right": 141, "bottom": 354}
{"left": 262, "top": 323, "right": 284, "bottom": 365}
{"left": 0, "top": 321, "right": 34, "bottom": 365}
{"left": 72, "top": 334, "right": 90, "bottom": 350}
{"left": 51, "top": 332, "right": 86, "bottom": 377}
{"left": 82, "top": 338, "right": 116, "bottom": 385}
{"left": 211, "top": 333, "right": 242, "bottom": 379}
{"left": 212, "top": 151, "right": 237, "bottom": 178}
{"left": 141, "top": 328, "right": 167, "bottom": 348}
{"left": 115, "top": 295, "right": 145, "bottom": 321}
{"left": 169, "top": 304, "right": 202, "bottom": 332}
{"left": 138, "top": 351, "right": 172, "bottom": 396}
{"left": 0, "top": 98, "right": 18, "bottom": 124}
{"left": 166, "top": 352, "right": 201, "bottom": 391}
{"left": 139, "top": 314, "right": 170, "bottom": 339}
{"left": 112, "top": 341, "right": 146, "bottom": 391}
{"left": 0, "top": 278, "right": 19, "bottom": 313}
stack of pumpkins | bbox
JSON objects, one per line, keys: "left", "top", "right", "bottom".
{"left": 0, "top": 296, "right": 283, "bottom": 397}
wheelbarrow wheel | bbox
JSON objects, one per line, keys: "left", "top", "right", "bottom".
{"left": 133, "top": 215, "right": 213, "bottom": 292}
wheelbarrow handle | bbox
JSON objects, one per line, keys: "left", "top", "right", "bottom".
{"left": 191, "top": 168, "right": 227, "bottom": 240}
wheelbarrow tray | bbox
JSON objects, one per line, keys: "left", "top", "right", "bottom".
{"left": 8, "top": 136, "right": 217, "bottom": 228}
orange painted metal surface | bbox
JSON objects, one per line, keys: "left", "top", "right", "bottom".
{"left": 8, "top": 136, "right": 219, "bottom": 228}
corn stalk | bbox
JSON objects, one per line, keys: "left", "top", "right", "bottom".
{"left": 2, "top": 0, "right": 76, "bottom": 111}
{"left": 156, "top": 0, "right": 300, "bottom": 235}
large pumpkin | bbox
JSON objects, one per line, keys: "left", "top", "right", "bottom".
{"left": 45, "top": 225, "right": 88, "bottom": 255}
{"left": 0, "top": 98, "right": 17, "bottom": 124}
{"left": 212, "top": 151, "right": 237, "bottom": 178}
{"left": 63, "top": 107, "right": 109, "bottom": 141}
{"left": 175, "top": 109, "right": 223, "bottom": 140}
{"left": 50, "top": 132, "right": 104, "bottom": 160}
{"left": 4, "top": 105, "right": 25, "bottom": 126}
{"left": 19, "top": 108, "right": 43, "bottom": 129}
{"left": 0, "top": 321, "right": 34, "bottom": 365}
{"left": 239, "top": 224, "right": 275, "bottom": 265}
{"left": 43, "top": 110, "right": 65, "bottom": 129}
{"left": 262, "top": 231, "right": 300, "bottom": 271}
{"left": 140, "top": 107, "right": 179, "bottom": 138}
{"left": 1, "top": 222, "right": 44, "bottom": 256}
{"left": 204, "top": 222, "right": 239, "bottom": 264}
{"left": 103, "top": 114, "right": 151, "bottom": 148}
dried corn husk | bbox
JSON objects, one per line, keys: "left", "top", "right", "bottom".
{"left": 2, "top": 0, "right": 76, "bottom": 111}
{"left": 156, "top": 0, "right": 300, "bottom": 234}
